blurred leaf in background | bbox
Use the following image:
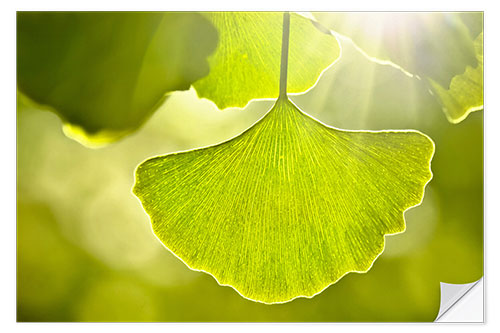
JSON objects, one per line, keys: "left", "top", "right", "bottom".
{"left": 17, "top": 12, "right": 218, "bottom": 146}
{"left": 428, "top": 32, "right": 483, "bottom": 123}
{"left": 313, "top": 12, "right": 483, "bottom": 123}
{"left": 313, "top": 12, "right": 478, "bottom": 86}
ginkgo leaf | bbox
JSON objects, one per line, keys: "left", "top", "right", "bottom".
{"left": 17, "top": 12, "right": 217, "bottom": 146}
{"left": 17, "top": 75, "right": 482, "bottom": 321}
{"left": 133, "top": 97, "right": 434, "bottom": 304}
{"left": 312, "top": 12, "right": 477, "bottom": 87}
{"left": 192, "top": 13, "right": 340, "bottom": 109}
{"left": 427, "top": 33, "right": 483, "bottom": 124}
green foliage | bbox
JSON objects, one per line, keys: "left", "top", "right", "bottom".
{"left": 17, "top": 11, "right": 483, "bottom": 319}
{"left": 17, "top": 83, "right": 481, "bottom": 321}
{"left": 313, "top": 12, "right": 483, "bottom": 124}
{"left": 193, "top": 12, "right": 340, "bottom": 109}
{"left": 133, "top": 97, "right": 434, "bottom": 303}
{"left": 313, "top": 12, "right": 477, "bottom": 86}
{"left": 17, "top": 12, "right": 217, "bottom": 146}
{"left": 428, "top": 33, "right": 483, "bottom": 123}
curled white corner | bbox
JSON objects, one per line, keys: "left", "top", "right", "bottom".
{"left": 435, "top": 278, "right": 484, "bottom": 322}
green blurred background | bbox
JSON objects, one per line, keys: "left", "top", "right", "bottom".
{"left": 17, "top": 27, "right": 483, "bottom": 321}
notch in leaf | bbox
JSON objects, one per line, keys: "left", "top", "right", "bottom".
{"left": 134, "top": 12, "right": 435, "bottom": 303}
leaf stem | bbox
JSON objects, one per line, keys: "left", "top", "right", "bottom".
{"left": 279, "top": 12, "right": 290, "bottom": 99}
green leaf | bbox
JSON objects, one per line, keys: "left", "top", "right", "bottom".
{"left": 17, "top": 12, "right": 218, "bottom": 146}
{"left": 313, "top": 12, "right": 478, "bottom": 87}
{"left": 427, "top": 33, "right": 483, "bottom": 124}
{"left": 133, "top": 97, "right": 434, "bottom": 303}
{"left": 192, "top": 13, "right": 340, "bottom": 109}
{"left": 18, "top": 82, "right": 481, "bottom": 320}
